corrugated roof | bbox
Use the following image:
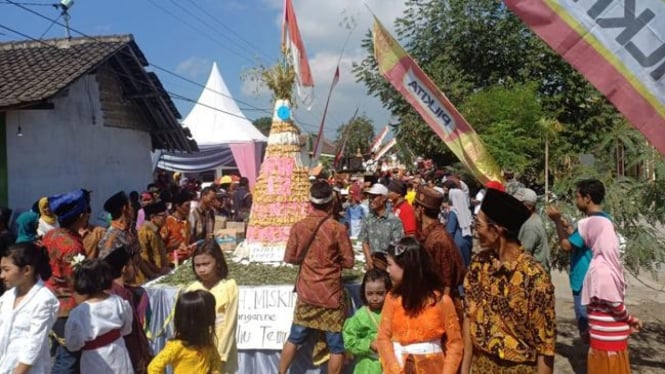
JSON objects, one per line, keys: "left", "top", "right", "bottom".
{"left": 0, "top": 35, "right": 196, "bottom": 152}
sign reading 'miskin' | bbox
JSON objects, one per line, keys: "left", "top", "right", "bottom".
{"left": 505, "top": 0, "right": 665, "bottom": 155}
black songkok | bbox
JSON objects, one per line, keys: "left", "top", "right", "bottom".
{"left": 480, "top": 188, "right": 531, "bottom": 235}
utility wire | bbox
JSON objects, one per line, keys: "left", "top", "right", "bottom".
{"left": 5, "top": 0, "right": 274, "bottom": 116}
{"left": 167, "top": 0, "right": 272, "bottom": 64}
{"left": 38, "top": 11, "right": 61, "bottom": 39}
{"left": 183, "top": 0, "right": 276, "bottom": 62}
{"left": 0, "top": 21, "right": 322, "bottom": 134}
{"left": 149, "top": 64, "right": 273, "bottom": 116}
{"left": 144, "top": 0, "right": 256, "bottom": 65}
{"left": 0, "top": 22, "right": 48, "bottom": 43}
{"left": 1, "top": 1, "right": 329, "bottom": 134}
{"left": 0, "top": 1, "right": 52, "bottom": 5}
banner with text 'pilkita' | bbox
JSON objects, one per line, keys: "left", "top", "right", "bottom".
{"left": 504, "top": 0, "right": 665, "bottom": 155}
{"left": 372, "top": 17, "right": 502, "bottom": 184}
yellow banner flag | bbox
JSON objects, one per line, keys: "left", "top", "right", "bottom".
{"left": 372, "top": 17, "right": 503, "bottom": 184}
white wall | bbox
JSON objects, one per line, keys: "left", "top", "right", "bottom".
{"left": 5, "top": 74, "right": 154, "bottom": 225}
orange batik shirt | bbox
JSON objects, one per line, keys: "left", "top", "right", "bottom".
{"left": 160, "top": 215, "right": 192, "bottom": 262}
{"left": 377, "top": 293, "right": 463, "bottom": 374}
{"left": 464, "top": 251, "right": 556, "bottom": 365}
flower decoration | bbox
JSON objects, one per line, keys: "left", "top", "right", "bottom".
{"left": 70, "top": 253, "right": 86, "bottom": 269}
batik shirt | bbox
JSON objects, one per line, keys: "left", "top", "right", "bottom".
{"left": 42, "top": 228, "right": 86, "bottom": 317}
{"left": 284, "top": 210, "right": 354, "bottom": 309}
{"left": 137, "top": 222, "right": 168, "bottom": 284}
{"left": 98, "top": 221, "right": 141, "bottom": 286}
{"left": 160, "top": 215, "right": 191, "bottom": 251}
{"left": 464, "top": 251, "right": 556, "bottom": 364}
{"left": 358, "top": 211, "right": 404, "bottom": 254}
{"left": 419, "top": 221, "right": 465, "bottom": 291}
{"left": 98, "top": 220, "right": 140, "bottom": 259}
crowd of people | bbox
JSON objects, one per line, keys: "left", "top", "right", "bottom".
{"left": 0, "top": 173, "right": 250, "bottom": 373}
{"left": 0, "top": 165, "right": 643, "bottom": 374}
{"left": 280, "top": 172, "right": 642, "bottom": 374}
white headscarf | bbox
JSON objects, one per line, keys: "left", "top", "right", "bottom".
{"left": 449, "top": 189, "right": 473, "bottom": 237}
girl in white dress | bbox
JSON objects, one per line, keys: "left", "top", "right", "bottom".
{"left": 65, "top": 259, "right": 134, "bottom": 374}
{"left": 0, "top": 242, "right": 59, "bottom": 374}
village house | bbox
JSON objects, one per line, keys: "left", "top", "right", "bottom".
{"left": 0, "top": 34, "right": 196, "bottom": 223}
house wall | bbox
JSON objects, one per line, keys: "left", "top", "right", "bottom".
{"left": 0, "top": 112, "right": 7, "bottom": 207}
{"left": 5, "top": 73, "right": 153, "bottom": 225}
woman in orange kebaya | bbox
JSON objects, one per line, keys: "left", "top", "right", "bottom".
{"left": 377, "top": 237, "right": 463, "bottom": 374}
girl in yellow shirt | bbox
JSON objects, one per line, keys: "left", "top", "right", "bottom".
{"left": 186, "top": 239, "right": 239, "bottom": 374}
{"left": 148, "top": 290, "right": 221, "bottom": 374}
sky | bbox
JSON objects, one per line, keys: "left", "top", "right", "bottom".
{"left": 0, "top": 0, "right": 408, "bottom": 140}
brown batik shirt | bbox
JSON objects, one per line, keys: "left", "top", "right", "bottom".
{"left": 419, "top": 221, "right": 466, "bottom": 291}
{"left": 284, "top": 209, "right": 354, "bottom": 310}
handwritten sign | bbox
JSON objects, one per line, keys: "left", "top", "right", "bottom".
{"left": 236, "top": 285, "right": 296, "bottom": 349}
{"left": 248, "top": 245, "right": 286, "bottom": 263}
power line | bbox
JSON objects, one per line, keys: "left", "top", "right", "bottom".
{"left": 167, "top": 0, "right": 274, "bottom": 63}
{"left": 4, "top": 0, "right": 274, "bottom": 114}
{"left": 183, "top": 0, "right": 275, "bottom": 61}
{"left": 0, "top": 22, "right": 50, "bottom": 43}
{"left": 38, "top": 11, "right": 61, "bottom": 39}
{"left": 1, "top": 1, "right": 330, "bottom": 134}
{"left": 0, "top": 21, "right": 321, "bottom": 134}
{"left": 143, "top": 0, "right": 256, "bottom": 65}
{"left": 149, "top": 63, "right": 273, "bottom": 116}
{"left": 0, "top": 1, "right": 52, "bottom": 6}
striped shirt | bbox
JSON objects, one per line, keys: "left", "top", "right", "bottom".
{"left": 587, "top": 298, "right": 633, "bottom": 351}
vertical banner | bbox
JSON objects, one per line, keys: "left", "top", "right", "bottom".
{"left": 504, "top": 0, "right": 665, "bottom": 155}
{"left": 372, "top": 17, "right": 503, "bottom": 184}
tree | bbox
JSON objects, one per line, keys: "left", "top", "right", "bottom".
{"left": 252, "top": 117, "right": 272, "bottom": 137}
{"left": 352, "top": 0, "right": 665, "bottom": 272}
{"left": 335, "top": 114, "right": 375, "bottom": 157}
{"left": 460, "top": 83, "right": 543, "bottom": 174}
{"left": 352, "top": 0, "right": 618, "bottom": 165}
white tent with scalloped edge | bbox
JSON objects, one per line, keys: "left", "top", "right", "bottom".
{"left": 152, "top": 62, "right": 267, "bottom": 185}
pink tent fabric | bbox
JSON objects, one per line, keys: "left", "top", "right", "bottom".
{"left": 230, "top": 142, "right": 263, "bottom": 188}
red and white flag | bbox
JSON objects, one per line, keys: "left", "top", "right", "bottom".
{"left": 374, "top": 138, "right": 397, "bottom": 160}
{"left": 282, "top": 0, "right": 314, "bottom": 107}
{"left": 369, "top": 126, "right": 389, "bottom": 153}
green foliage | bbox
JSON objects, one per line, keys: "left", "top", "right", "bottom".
{"left": 335, "top": 114, "right": 376, "bottom": 157}
{"left": 352, "top": 0, "right": 665, "bottom": 271}
{"left": 460, "top": 83, "right": 543, "bottom": 175}
{"left": 546, "top": 130, "right": 665, "bottom": 275}
{"left": 353, "top": 0, "right": 619, "bottom": 167}
{"left": 158, "top": 259, "right": 364, "bottom": 286}
{"left": 252, "top": 117, "right": 272, "bottom": 137}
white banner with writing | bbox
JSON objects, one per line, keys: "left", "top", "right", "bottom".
{"left": 236, "top": 285, "right": 296, "bottom": 350}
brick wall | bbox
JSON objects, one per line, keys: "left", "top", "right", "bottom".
{"left": 97, "top": 63, "right": 150, "bottom": 132}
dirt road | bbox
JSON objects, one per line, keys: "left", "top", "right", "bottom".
{"left": 551, "top": 269, "right": 665, "bottom": 373}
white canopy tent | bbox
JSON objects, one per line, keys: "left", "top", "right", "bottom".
{"left": 152, "top": 62, "right": 267, "bottom": 186}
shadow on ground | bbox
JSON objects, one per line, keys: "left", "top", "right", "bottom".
{"left": 628, "top": 321, "right": 665, "bottom": 372}
{"left": 555, "top": 318, "right": 587, "bottom": 374}
{"left": 555, "top": 312, "right": 665, "bottom": 374}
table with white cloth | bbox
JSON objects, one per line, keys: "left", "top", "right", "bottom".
{"left": 145, "top": 282, "right": 361, "bottom": 373}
